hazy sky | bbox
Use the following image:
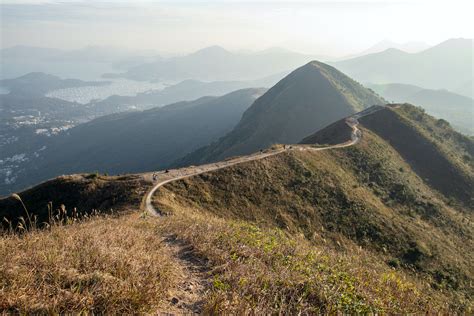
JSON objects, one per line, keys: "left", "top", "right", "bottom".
{"left": 1, "top": 0, "right": 473, "bottom": 57}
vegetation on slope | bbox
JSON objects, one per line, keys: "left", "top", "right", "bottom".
{"left": 155, "top": 211, "right": 443, "bottom": 313}
{"left": 155, "top": 111, "right": 473, "bottom": 311}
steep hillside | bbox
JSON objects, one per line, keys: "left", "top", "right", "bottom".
{"left": 359, "top": 105, "right": 473, "bottom": 206}
{"left": 368, "top": 83, "right": 474, "bottom": 134}
{"left": 1, "top": 88, "right": 264, "bottom": 195}
{"left": 154, "top": 105, "right": 473, "bottom": 312}
{"left": 304, "top": 104, "right": 473, "bottom": 206}
{"left": 179, "top": 61, "right": 384, "bottom": 165}
{"left": 333, "top": 38, "right": 473, "bottom": 94}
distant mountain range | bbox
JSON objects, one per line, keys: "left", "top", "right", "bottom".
{"left": 92, "top": 71, "right": 286, "bottom": 110}
{"left": 178, "top": 61, "right": 385, "bottom": 165}
{"left": 2, "top": 39, "right": 470, "bottom": 98}
{"left": 0, "top": 45, "right": 159, "bottom": 64}
{"left": 104, "top": 46, "right": 321, "bottom": 82}
{"left": 1, "top": 45, "right": 312, "bottom": 81}
{"left": 334, "top": 40, "right": 431, "bottom": 61}
{"left": 332, "top": 38, "right": 473, "bottom": 96}
{"left": 368, "top": 83, "right": 474, "bottom": 135}
{"left": 345, "top": 40, "right": 430, "bottom": 58}
{"left": 0, "top": 45, "right": 160, "bottom": 80}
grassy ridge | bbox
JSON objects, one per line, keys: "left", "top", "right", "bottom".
{"left": 154, "top": 119, "right": 473, "bottom": 311}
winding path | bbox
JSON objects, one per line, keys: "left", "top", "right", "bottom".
{"left": 143, "top": 108, "right": 376, "bottom": 216}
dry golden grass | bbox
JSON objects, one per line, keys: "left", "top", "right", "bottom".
{"left": 0, "top": 213, "right": 179, "bottom": 314}
{"left": 156, "top": 210, "right": 450, "bottom": 314}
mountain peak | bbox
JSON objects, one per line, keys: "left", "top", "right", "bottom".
{"left": 18, "top": 72, "right": 58, "bottom": 80}
{"left": 178, "top": 60, "right": 384, "bottom": 165}
{"left": 191, "top": 45, "right": 232, "bottom": 57}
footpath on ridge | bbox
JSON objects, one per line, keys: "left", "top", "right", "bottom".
{"left": 143, "top": 105, "right": 385, "bottom": 216}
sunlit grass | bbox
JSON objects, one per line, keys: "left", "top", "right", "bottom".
{"left": 0, "top": 213, "right": 178, "bottom": 313}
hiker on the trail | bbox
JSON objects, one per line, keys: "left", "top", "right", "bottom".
{"left": 152, "top": 173, "right": 157, "bottom": 181}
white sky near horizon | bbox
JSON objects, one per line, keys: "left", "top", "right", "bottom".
{"left": 1, "top": 0, "right": 473, "bottom": 57}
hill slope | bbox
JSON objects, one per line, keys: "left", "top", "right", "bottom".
{"left": 304, "top": 104, "right": 473, "bottom": 206}
{"left": 332, "top": 38, "right": 473, "bottom": 94}
{"left": 1, "top": 88, "right": 265, "bottom": 195}
{"left": 153, "top": 104, "right": 473, "bottom": 312}
{"left": 179, "top": 61, "right": 384, "bottom": 165}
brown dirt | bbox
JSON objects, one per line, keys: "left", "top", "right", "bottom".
{"left": 159, "top": 235, "right": 210, "bottom": 314}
